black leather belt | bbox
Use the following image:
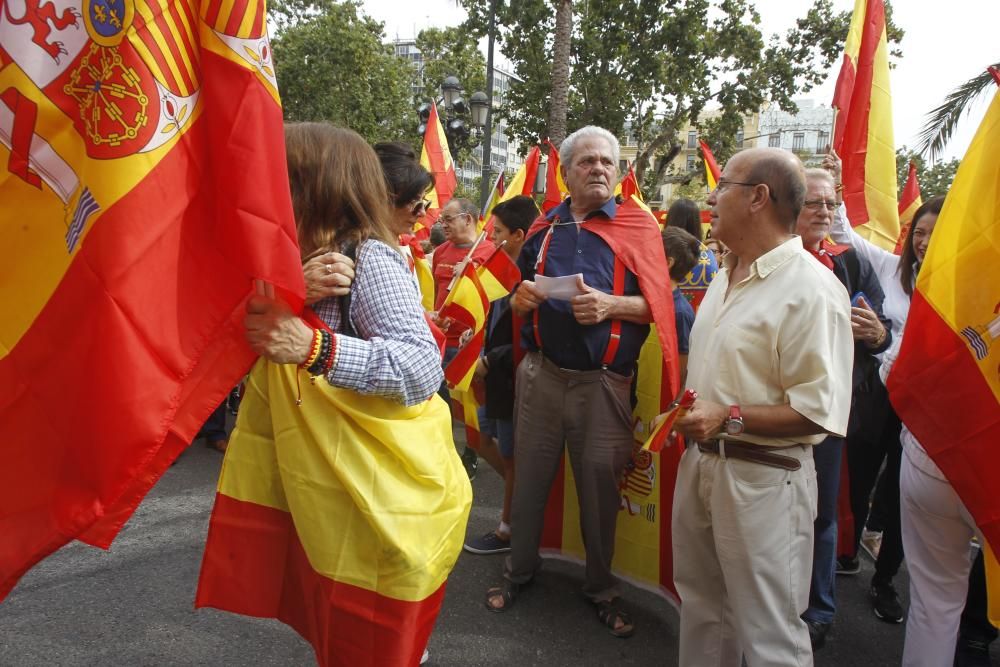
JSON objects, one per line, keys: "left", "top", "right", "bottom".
{"left": 697, "top": 439, "right": 802, "bottom": 471}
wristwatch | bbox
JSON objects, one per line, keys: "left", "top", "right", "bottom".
{"left": 724, "top": 405, "right": 744, "bottom": 436}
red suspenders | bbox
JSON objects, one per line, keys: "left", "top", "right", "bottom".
{"left": 531, "top": 222, "right": 626, "bottom": 368}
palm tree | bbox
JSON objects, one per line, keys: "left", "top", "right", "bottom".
{"left": 917, "top": 64, "right": 1000, "bottom": 159}
{"left": 546, "top": 0, "right": 572, "bottom": 148}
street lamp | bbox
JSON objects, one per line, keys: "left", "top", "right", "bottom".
{"left": 417, "top": 76, "right": 488, "bottom": 156}
{"left": 469, "top": 92, "right": 489, "bottom": 130}
{"left": 441, "top": 76, "right": 461, "bottom": 109}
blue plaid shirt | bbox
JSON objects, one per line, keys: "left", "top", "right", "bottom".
{"left": 314, "top": 239, "right": 443, "bottom": 406}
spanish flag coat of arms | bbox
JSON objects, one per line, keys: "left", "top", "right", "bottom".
{"left": 0, "top": 0, "right": 303, "bottom": 598}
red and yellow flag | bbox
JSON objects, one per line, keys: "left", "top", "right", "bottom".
{"left": 417, "top": 103, "right": 457, "bottom": 237}
{"left": 894, "top": 161, "right": 922, "bottom": 254}
{"left": 0, "top": 0, "right": 302, "bottom": 598}
{"left": 499, "top": 145, "right": 541, "bottom": 204}
{"left": 614, "top": 164, "right": 643, "bottom": 202}
{"left": 542, "top": 138, "right": 568, "bottom": 213}
{"left": 886, "top": 90, "right": 1000, "bottom": 557}
{"left": 534, "top": 197, "right": 683, "bottom": 601}
{"left": 438, "top": 261, "right": 490, "bottom": 336}
{"left": 477, "top": 245, "right": 521, "bottom": 302}
{"left": 832, "top": 0, "right": 900, "bottom": 250}
{"left": 197, "top": 356, "right": 472, "bottom": 665}
{"left": 699, "top": 139, "right": 721, "bottom": 191}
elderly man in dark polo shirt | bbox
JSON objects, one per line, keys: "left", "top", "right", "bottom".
{"left": 483, "top": 126, "right": 661, "bottom": 639}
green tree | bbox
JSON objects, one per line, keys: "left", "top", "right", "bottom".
{"left": 896, "top": 148, "right": 960, "bottom": 200}
{"left": 460, "top": 0, "right": 902, "bottom": 191}
{"left": 415, "top": 27, "right": 487, "bottom": 103}
{"left": 917, "top": 63, "right": 1000, "bottom": 159}
{"left": 270, "top": 0, "right": 416, "bottom": 143}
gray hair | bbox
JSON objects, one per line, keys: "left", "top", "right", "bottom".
{"left": 804, "top": 168, "right": 835, "bottom": 186}
{"left": 559, "top": 126, "right": 621, "bottom": 171}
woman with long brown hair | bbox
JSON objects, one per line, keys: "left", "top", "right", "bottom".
{"left": 201, "top": 123, "right": 470, "bottom": 666}
{"left": 246, "top": 122, "right": 443, "bottom": 404}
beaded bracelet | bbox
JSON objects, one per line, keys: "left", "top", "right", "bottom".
{"left": 300, "top": 328, "right": 322, "bottom": 369}
{"left": 307, "top": 330, "right": 331, "bottom": 376}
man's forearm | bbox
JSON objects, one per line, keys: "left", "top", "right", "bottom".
{"left": 742, "top": 404, "right": 827, "bottom": 439}
{"left": 609, "top": 294, "right": 652, "bottom": 324}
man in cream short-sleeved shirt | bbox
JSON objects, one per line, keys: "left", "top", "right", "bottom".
{"left": 672, "top": 148, "right": 853, "bottom": 667}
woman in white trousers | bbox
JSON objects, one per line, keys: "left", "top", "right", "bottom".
{"left": 882, "top": 336, "right": 985, "bottom": 667}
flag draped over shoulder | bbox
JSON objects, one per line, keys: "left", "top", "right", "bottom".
{"left": 886, "top": 90, "right": 1000, "bottom": 556}
{"left": 197, "top": 356, "right": 472, "bottom": 666}
{"left": 0, "top": 0, "right": 303, "bottom": 598}
{"left": 542, "top": 139, "right": 568, "bottom": 213}
{"left": 832, "top": 0, "right": 900, "bottom": 250}
{"left": 894, "top": 161, "right": 922, "bottom": 254}
{"left": 534, "top": 197, "right": 683, "bottom": 601}
{"left": 418, "top": 103, "right": 457, "bottom": 236}
{"left": 698, "top": 140, "right": 721, "bottom": 191}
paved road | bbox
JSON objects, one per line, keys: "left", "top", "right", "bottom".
{"left": 2, "top": 435, "right": 997, "bottom": 666}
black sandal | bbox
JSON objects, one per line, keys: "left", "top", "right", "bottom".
{"left": 484, "top": 580, "right": 523, "bottom": 613}
{"left": 595, "top": 598, "right": 635, "bottom": 638}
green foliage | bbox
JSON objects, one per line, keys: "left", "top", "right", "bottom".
{"left": 459, "top": 0, "right": 903, "bottom": 190}
{"left": 415, "top": 27, "right": 487, "bottom": 104}
{"left": 270, "top": 0, "right": 416, "bottom": 143}
{"left": 896, "top": 148, "right": 960, "bottom": 200}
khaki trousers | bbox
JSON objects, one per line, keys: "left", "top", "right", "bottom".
{"left": 672, "top": 443, "right": 818, "bottom": 667}
{"left": 504, "top": 352, "right": 635, "bottom": 601}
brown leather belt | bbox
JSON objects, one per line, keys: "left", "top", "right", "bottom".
{"left": 697, "top": 439, "right": 802, "bottom": 471}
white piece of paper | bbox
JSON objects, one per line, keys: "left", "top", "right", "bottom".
{"left": 535, "top": 273, "right": 586, "bottom": 300}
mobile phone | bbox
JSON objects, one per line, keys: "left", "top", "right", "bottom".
{"left": 851, "top": 292, "right": 869, "bottom": 308}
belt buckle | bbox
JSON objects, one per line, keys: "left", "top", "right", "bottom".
{"left": 717, "top": 439, "right": 727, "bottom": 461}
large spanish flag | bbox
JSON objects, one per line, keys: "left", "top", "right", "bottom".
{"left": 535, "top": 197, "right": 683, "bottom": 601}
{"left": 886, "top": 90, "right": 1000, "bottom": 556}
{"left": 0, "top": 0, "right": 302, "bottom": 598}
{"left": 417, "top": 103, "right": 457, "bottom": 237}
{"left": 197, "top": 356, "right": 472, "bottom": 665}
{"left": 832, "top": 0, "right": 900, "bottom": 250}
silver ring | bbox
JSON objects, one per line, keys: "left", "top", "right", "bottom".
{"left": 325, "top": 264, "right": 333, "bottom": 274}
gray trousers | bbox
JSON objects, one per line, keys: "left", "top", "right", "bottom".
{"left": 504, "top": 351, "right": 635, "bottom": 602}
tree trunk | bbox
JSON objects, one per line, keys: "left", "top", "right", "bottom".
{"left": 546, "top": 0, "right": 572, "bottom": 148}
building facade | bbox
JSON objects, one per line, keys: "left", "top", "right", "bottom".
{"left": 757, "top": 99, "right": 835, "bottom": 166}
{"left": 392, "top": 38, "right": 524, "bottom": 194}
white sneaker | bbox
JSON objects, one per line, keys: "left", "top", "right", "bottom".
{"left": 420, "top": 649, "right": 429, "bottom": 665}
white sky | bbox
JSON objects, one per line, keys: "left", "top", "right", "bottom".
{"left": 361, "top": 0, "right": 999, "bottom": 162}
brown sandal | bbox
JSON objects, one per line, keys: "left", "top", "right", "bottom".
{"left": 595, "top": 598, "right": 635, "bottom": 638}
{"left": 484, "top": 580, "right": 523, "bottom": 613}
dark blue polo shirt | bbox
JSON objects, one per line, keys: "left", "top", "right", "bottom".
{"left": 516, "top": 198, "right": 650, "bottom": 375}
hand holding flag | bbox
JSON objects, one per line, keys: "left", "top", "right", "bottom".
{"left": 643, "top": 390, "right": 698, "bottom": 452}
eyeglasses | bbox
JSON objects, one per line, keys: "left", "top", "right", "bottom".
{"left": 803, "top": 199, "right": 838, "bottom": 211}
{"left": 407, "top": 198, "right": 432, "bottom": 216}
{"left": 714, "top": 179, "right": 777, "bottom": 202}
{"left": 438, "top": 212, "right": 470, "bottom": 224}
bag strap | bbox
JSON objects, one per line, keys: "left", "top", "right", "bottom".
{"left": 339, "top": 241, "right": 359, "bottom": 338}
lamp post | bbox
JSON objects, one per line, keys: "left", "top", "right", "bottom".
{"left": 477, "top": 0, "right": 498, "bottom": 211}
{"left": 417, "top": 77, "right": 488, "bottom": 158}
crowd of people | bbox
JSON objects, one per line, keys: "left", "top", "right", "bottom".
{"left": 220, "top": 119, "right": 992, "bottom": 666}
